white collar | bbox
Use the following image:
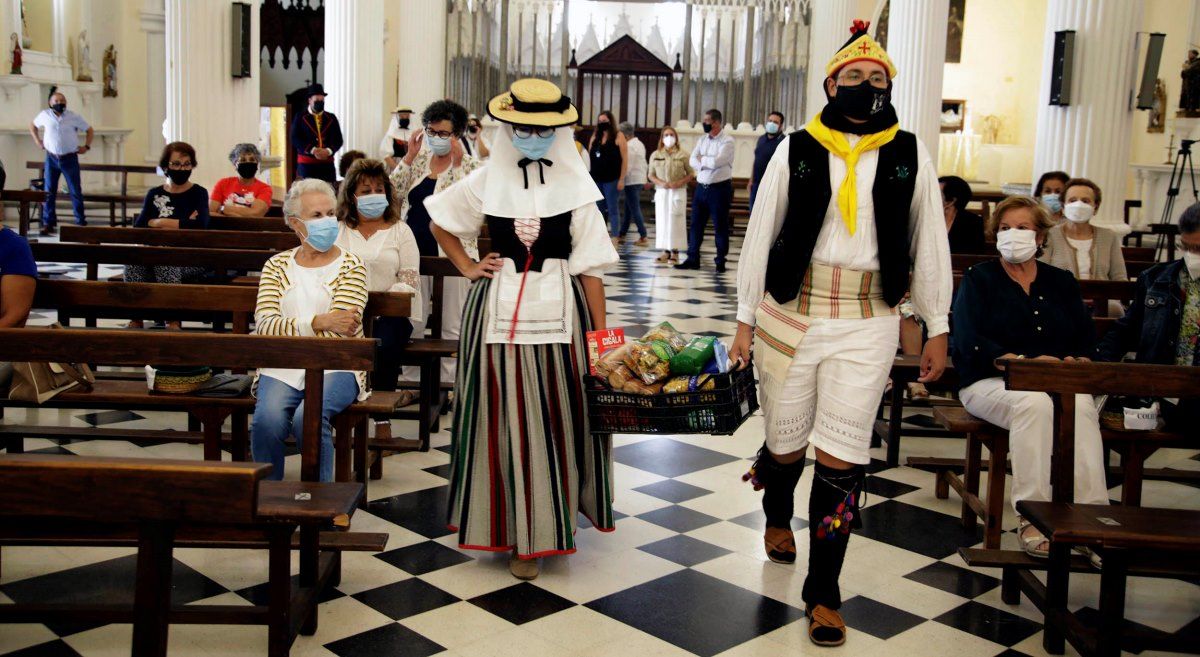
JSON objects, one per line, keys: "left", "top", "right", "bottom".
{"left": 480, "top": 124, "right": 601, "bottom": 219}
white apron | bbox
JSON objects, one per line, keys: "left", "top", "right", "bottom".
{"left": 484, "top": 257, "right": 574, "bottom": 345}
{"left": 654, "top": 186, "right": 688, "bottom": 251}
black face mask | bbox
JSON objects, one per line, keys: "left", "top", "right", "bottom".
{"left": 702, "top": 122, "right": 713, "bottom": 134}
{"left": 167, "top": 169, "right": 192, "bottom": 185}
{"left": 312, "top": 100, "right": 325, "bottom": 113}
{"left": 831, "top": 81, "right": 892, "bottom": 121}
{"left": 51, "top": 103, "right": 67, "bottom": 114}
{"left": 398, "top": 117, "right": 410, "bottom": 129}
{"left": 469, "top": 125, "right": 480, "bottom": 135}
{"left": 236, "top": 162, "right": 258, "bottom": 179}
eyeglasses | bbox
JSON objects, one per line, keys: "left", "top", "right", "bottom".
{"left": 424, "top": 128, "right": 455, "bottom": 139}
{"left": 838, "top": 70, "right": 889, "bottom": 89}
{"left": 167, "top": 162, "right": 193, "bottom": 170}
{"left": 1178, "top": 239, "right": 1200, "bottom": 255}
{"left": 514, "top": 126, "right": 556, "bottom": 139}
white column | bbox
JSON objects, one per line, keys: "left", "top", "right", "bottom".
{"left": 887, "top": 0, "right": 949, "bottom": 162}
{"left": 1032, "top": 0, "right": 1143, "bottom": 229}
{"left": 803, "top": 0, "right": 857, "bottom": 124}
{"left": 51, "top": 0, "right": 68, "bottom": 63}
{"left": 165, "top": 0, "right": 261, "bottom": 189}
{"left": 391, "top": 0, "right": 447, "bottom": 114}
{"left": 141, "top": 0, "right": 166, "bottom": 163}
{"left": 324, "top": 0, "right": 385, "bottom": 157}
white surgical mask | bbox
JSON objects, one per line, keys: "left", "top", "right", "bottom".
{"left": 1063, "top": 201, "right": 1095, "bottom": 224}
{"left": 663, "top": 135, "right": 676, "bottom": 148}
{"left": 1184, "top": 251, "right": 1200, "bottom": 278}
{"left": 996, "top": 229, "right": 1038, "bottom": 264}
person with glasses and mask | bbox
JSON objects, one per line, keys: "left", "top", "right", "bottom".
{"left": 124, "top": 142, "right": 211, "bottom": 328}
{"left": 952, "top": 195, "right": 1107, "bottom": 564}
{"left": 733, "top": 21, "right": 951, "bottom": 645}
{"left": 209, "top": 143, "right": 272, "bottom": 217}
{"left": 252, "top": 178, "right": 369, "bottom": 482}
{"left": 748, "top": 111, "right": 786, "bottom": 213}
{"left": 380, "top": 106, "right": 414, "bottom": 171}
{"left": 29, "top": 88, "right": 93, "bottom": 236}
{"left": 424, "top": 79, "right": 619, "bottom": 581}
{"left": 389, "top": 99, "right": 482, "bottom": 387}
{"left": 291, "top": 84, "right": 343, "bottom": 183}
{"left": 462, "top": 114, "right": 491, "bottom": 160}
{"left": 1098, "top": 202, "right": 1200, "bottom": 428}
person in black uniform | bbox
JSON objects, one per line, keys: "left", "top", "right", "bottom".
{"left": 291, "top": 84, "right": 343, "bottom": 183}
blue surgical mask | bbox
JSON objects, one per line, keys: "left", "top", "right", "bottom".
{"left": 301, "top": 215, "right": 339, "bottom": 252}
{"left": 1041, "top": 193, "right": 1062, "bottom": 214}
{"left": 356, "top": 193, "right": 389, "bottom": 219}
{"left": 512, "top": 132, "right": 555, "bottom": 161}
{"left": 765, "top": 121, "right": 780, "bottom": 135}
{"left": 427, "top": 135, "right": 452, "bottom": 156}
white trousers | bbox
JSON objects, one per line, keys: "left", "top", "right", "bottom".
{"left": 960, "top": 377, "right": 1110, "bottom": 514}
{"left": 755, "top": 315, "right": 898, "bottom": 464}
{"left": 402, "top": 275, "right": 468, "bottom": 384}
{"left": 653, "top": 186, "right": 688, "bottom": 251}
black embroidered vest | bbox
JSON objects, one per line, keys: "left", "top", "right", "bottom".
{"left": 764, "top": 129, "right": 918, "bottom": 308}
{"left": 485, "top": 213, "right": 572, "bottom": 271}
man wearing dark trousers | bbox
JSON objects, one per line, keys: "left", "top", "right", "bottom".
{"left": 677, "top": 108, "right": 735, "bottom": 273}
{"left": 29, "top": 89, "right": 93, "bottom": 236}
{"left": 290, "top": 84, "right": 343, "bottom": 183}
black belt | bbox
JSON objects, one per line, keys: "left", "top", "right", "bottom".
{"left": 698, "top": 179, "right": 732, "bottom": 189}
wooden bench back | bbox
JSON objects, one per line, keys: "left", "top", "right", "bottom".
{"left": 0, "top": 327, "right": 376, "bottom": 371}
{"left": 26, "top": 160, "right": 158, "bottom": 175}
{"left": 32, "top": 279, "right": 410, "bottom": 327}
{"left": 61, "top": 225, "right": 300, "bottom": 251}
{"left": 207, "top": 214, "right": 289, "bottom": 230}
{"left": 951, "top": 251, "right": 1159, "bottom": 273}
{"left": 1004, "top": 360, "right": 1200, "bottom": 398}
{"left": 0, "top": 454, "right": 267, "bottom": 524}
{"left": 30, "top": 242, "right": 276, "bottom": 276}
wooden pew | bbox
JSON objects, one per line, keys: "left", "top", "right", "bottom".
{"left": 60, "top": 224, "right": 300, "bottom": 251}
{"left": 26, "top": 159, "right": 157, "bottom": 196}
{"left": 951, "top": 273, "right": 1136, "bottom": 316}
{"left": 2, "top": 188, "right": 143, "bottom": 235}
{"left": 994, "top": 361, "right": 1200, "bottom": 657}
{"left": 952, "top": 251, "right": 1160, "bottom": 274}
{"left": 0, "top": 454, "right": 370, "bottom": 657}
{"left": 30, "top": 241, "right": 275, "bottom": 282}
{"left": 207, "top": 214, "right": 290, "bottom": 231}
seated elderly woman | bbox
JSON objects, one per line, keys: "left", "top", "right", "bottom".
{"left": 950, "top": 195, "right": 1108, "bottom": 560}
{"left": 209, "top": 143, "right": 273, "bottom": 217}
{"left": 1039, "top": 177, "right": 1127, "bottom": 282}
{"left": 251, "top": 178, "right": 369, "bottom": 482}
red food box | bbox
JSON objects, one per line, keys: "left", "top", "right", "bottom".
{"left": 586, "top": 328, "right": 625, "bottom": 377}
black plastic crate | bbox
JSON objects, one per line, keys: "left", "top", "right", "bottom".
{"left": 586, "top": 367, "right": 759, "bottom": 435}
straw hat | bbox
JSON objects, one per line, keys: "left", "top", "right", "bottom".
{"left": 487, "top": 78, "right": 579, "bottom": 128}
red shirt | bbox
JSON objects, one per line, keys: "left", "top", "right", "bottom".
{"left": 210, "top": 177, "right": 273, "bottom": 210}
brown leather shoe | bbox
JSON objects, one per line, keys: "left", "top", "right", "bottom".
{"left": 807, "top": 605, "right": 847, "bottom": 647}
{"left": 509, "top": 556, "right": 540, "bottom": 580}
{"left": 764, "top": 527, "right": 796, "bottom": 564}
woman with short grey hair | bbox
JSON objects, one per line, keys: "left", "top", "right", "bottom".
{"left": 209, "top": 142, "right": 273, "bottom": 217}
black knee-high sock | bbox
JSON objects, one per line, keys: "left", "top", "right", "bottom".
{"left": 801, "top": 461, "right": 866, "bottom": 610}
{"left": 749, "top": 445, "right": 806, "bottom": 529}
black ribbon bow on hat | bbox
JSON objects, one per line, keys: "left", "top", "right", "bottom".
{"left": 517, "top": 157, "right": 553, "bottom": 189}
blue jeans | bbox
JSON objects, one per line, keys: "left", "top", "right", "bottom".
{"left": 596, "top": 180, "right": 622, "bottom": 236}
{"left": 619, "top": 184, "right": 647, "bottom": 238}
{"left": 686, "top": 180, "right": 732, "bottom": 266}
{"left": 251, "top": 372, "right": 359, "bottom": 482}
{"left": 43, "top": 153, "right": 86, "bottom": 227}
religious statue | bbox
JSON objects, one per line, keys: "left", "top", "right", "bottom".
{"left": 102, "top": 45, "right": 117, "bottom": 97}
{"left": 1149, "top": 78, "right": 1167, "bottom": 133}
{"left": 1179, "top": 49, "right": 1200, "bottom": 117}
{"left": 9, "top": 33, "right": 21, "bottom": 75}
{"left": 75, "top": 30, "right": 93, "bottom": 81}
{"left": 19, "top": 1, "right": 31, "bottom": 48}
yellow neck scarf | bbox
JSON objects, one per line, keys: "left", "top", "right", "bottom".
{"left": 805, "top": 112, "right": 900, "bottom": 235}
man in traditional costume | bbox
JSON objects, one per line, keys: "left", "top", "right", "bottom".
{"left": 290, "top": 84, "right": 343, "bottom": 183}
{"left": 732, "top": 20, "right": 951, "bottom": 646}
{"left": 426, "top": 79, "right": 619, "bottom": 581}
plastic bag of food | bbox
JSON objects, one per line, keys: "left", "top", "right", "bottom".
{"left": 628, "top": 341, "right": 675, "bottom": 384}
{"left": 595, "top": 343, "right": 634, "bottom": 379}
{"left": 606, "top": 363, "right": 635, "bottom": 390}
{"left": 622, "top": 378, "right": 664, "bottom": 395}
{"left": 702, "top": 340, "right": 731, "bottom": 374}
{"left": 663, "top": 374, "right": 717, "bottom": 394}
{"left": 670, "top": 336, "right": 717, "bottom": 376}
{"left": 641, "top": 322, "right": 687, "bottom": 352}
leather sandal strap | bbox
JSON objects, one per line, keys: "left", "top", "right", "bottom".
{"left": 808, "top": 605, "right": 846, "bottom": 633}
{"left": 764, "top": 528, "right": 796, "bottom": 552}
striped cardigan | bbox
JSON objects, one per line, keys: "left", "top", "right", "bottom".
{"left": 253, "top": 247, "right": 371, "bottom": 399}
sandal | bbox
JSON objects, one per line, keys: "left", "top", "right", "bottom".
{"left": 806, "top": 605, "right": 847, "bottom": 646}
{"left": 394, "top": 390, "right": 419, "bottom": 408}
{"left": 656, "top": 252, "right": 671, "bottom": 263}
{"left": 1018, "top": 517, "right": 1049, "bottom": 558}
{"left": 764, "top": 527, "right": 797, "bottom": 564}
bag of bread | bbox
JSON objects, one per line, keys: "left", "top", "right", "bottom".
{"left": 595, "top": 343, "right": 634, "bottom": 379}
{"left": 607, "top": 363, "right": 635, "bottom": 390}
{"left": 626, "top": 322, "right": 687, "bottom": 384}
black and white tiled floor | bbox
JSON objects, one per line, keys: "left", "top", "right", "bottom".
{"left": 3, "top": 220, "right": 1200, "bottom": 656}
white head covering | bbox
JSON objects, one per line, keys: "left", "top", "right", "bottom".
{"left": 482, "top": 123, "right": 601, "bottom": 219}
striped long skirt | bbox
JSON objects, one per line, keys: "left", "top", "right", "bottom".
{"left": 447, "top": 276, "right": 615, "bottom": 558}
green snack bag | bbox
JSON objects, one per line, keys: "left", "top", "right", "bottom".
{"left": 670, "top": 335, "right": 717, "bottom": 376}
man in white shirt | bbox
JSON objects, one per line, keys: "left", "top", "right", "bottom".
{"left": 677, "top": 108, "right": 735, "bottom": 272}
{"left": 617, "top": 121, "right": 649, "bottom": 245}
{"left": 28, "top": 90, "right": 93, "bottom": 236}
{"left": 731, "top": 21, "right": 950, "bottom": 646}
